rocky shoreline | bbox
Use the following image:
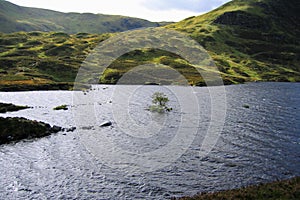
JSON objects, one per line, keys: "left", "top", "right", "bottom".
{"left": 0, "top": 102, "right": 30, "bottom": 113}
{"left": 0, "top": 117, "right": 62, "bottom": 145}
{"left": 0, "top": 83, "right": 73, "bottom": 92}
{"left": 0, "top": 102, "right": 76, "bottom": 145}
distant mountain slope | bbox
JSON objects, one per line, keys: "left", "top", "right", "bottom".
{"left": 167, "top": 0, "right": 300, "bottom": 82}
{"left": 0, "top": 0, "right": 162, "bottom": 34}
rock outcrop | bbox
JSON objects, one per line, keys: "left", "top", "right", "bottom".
{"left": 0, "top": 117, "right": 62, "bottom": 145}
{"left": 0, "top": 103, "right": 30, "bottom": 113}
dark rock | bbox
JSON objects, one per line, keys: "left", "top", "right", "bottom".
{"left": 243, "top": 104, "right": 250, "bottom": 109}
{"left": 65, "top": 127, "right": 76, "bottom": 132}
{"left": 100, "top": 121, "right": 112, "bottom": 127}
{"left": 51, "top": 125, "right": 62, "bottom": 133}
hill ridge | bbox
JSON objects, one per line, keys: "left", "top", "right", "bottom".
{"left": 0, "top": 0, "right": 164, "bottom": 34}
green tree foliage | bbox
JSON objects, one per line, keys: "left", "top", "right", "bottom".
{"left": 149, "top": 92, "right": 172, "bottom": 113}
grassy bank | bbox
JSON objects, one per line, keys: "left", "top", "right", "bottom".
{"left": 177, "top": 177, "right": 300, "bottom": 200}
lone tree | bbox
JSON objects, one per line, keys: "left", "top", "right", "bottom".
{"left": 149, "top": 92, "right": 172, "bottom": 113}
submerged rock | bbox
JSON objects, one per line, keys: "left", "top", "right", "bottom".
{"left": 80, "top": 126, "right": 95, "bottom": 130}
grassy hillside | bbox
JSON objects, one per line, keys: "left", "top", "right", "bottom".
{"left": 0, "top": 31, "right": 237, "bottom": 90}
{"left": 167, "top": 0, "right": 300, "bottom": 83}
{"left": 177, "top": 177, "right": 300, "bottom": 200}
{"left": 0, "top": 0, "right": 299, "bottom": 90}
{"left": 0, "top": 31, "right": 111, "bottom": 90}
{"left": 0, "top": 0, "right": 163, "bottom": 34}
{"left": 86, "top": 0, "right": 300, "bottom": 85}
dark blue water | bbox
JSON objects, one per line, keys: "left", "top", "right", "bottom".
{"left": 0, "top": 82, "right": 299, "bottom": 199}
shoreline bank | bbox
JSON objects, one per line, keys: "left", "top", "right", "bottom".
{"left": 176, "top": 177, "right": 300, "bottom": 200}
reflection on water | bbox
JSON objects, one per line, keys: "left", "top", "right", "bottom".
{"left": 0, "top": 82, "right": 299, "bottom": 199}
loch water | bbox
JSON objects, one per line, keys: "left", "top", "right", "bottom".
{"left": 0, "top": 82, "right": 299, "bottom": 199}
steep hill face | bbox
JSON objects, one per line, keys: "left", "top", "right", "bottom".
{"left": 167, "top": 0, "right": 300, "bottom": 82}
{"left": 0, "top": 0, "right": 161, "bottom": 34}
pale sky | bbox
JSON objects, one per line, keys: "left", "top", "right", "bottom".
{"left": 6, "top": 0, "right": 231, "bottom": 22}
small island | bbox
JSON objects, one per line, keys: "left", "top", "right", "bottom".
{"left": 53, "top": 104, "right": 68, "bottom": 110}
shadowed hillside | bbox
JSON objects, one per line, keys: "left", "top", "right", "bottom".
{"left": 167, "top": 0, "right": 300, "bottom": 83}
{"left": 0, "top": 0, "right": 164, "bottom": 34}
